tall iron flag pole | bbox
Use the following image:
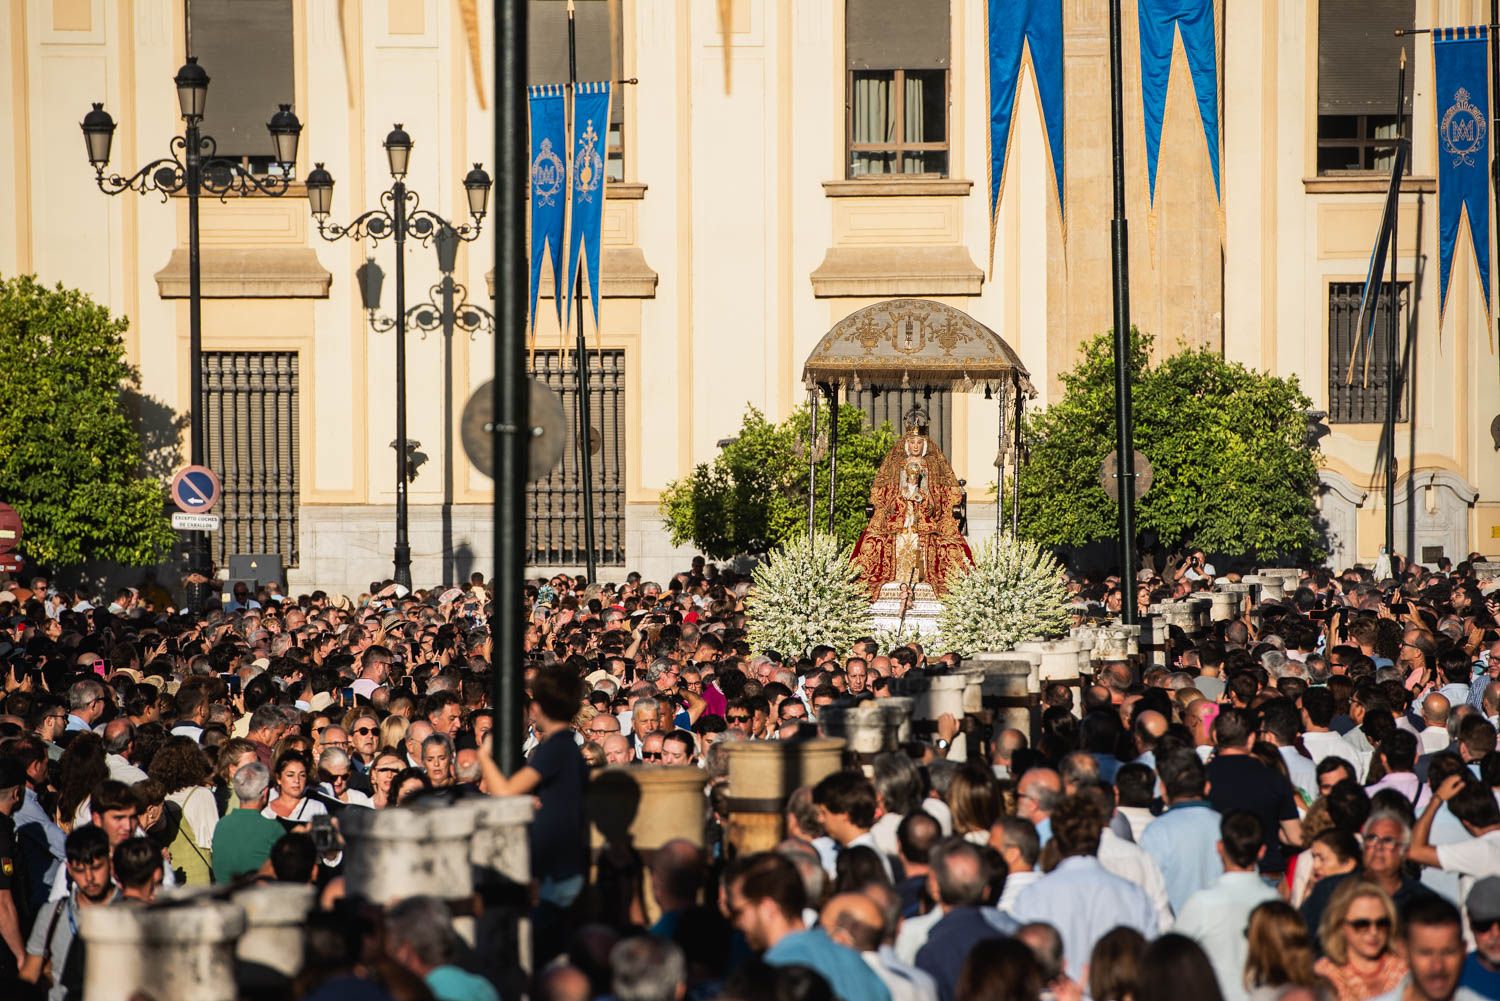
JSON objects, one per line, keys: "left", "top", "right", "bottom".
{"left": 1107, "top": 0, "right": 1138, "bottom": 624}
{"left": 567, "top": 0, "right": 600, "bottom": 581}
{"left": 1384, "top": 49, "right": 1405, "bottom": 561}
{"left": 493, "top": 0, "right": 529, "bottom": 776}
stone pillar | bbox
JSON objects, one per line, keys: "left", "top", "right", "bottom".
{"left": 233, "top": 883, "right": 317, "bottom": 989}
{"left": 340, "top": 801, "right": 478, "bottom": 927}
{"left": 819, "top": 700, "right": 898, "bottom": 758}
{"left": 721, "top": 738, "right": 846, "bottom": 856}
{"left": 81, "top": 899, "right": 245, "bottom": 1001}
{"left": 967, "top": 651, "right": 1042, "bottom": 744}
{"left": 586, "top": 765, "right": 707, "bottom": 858}
{"left": 1257, "top": 575, "right": 1287, "bottom": 603}
{"left": 1091, "top": 625, "right": 1138, "bottom": 663}
{"left": 1186, "top": 595, "right": 1214, "bottom": 633}
{"left": 1138, "top": 614, "right": 1169, "bottom": 668}
{"left": 1209, "top": 590, "right": 1240, "bottom": 621}
{"left": 875, "top": 696, "right": 915, "bottom": 745}
{"left": 460, "top": 795, "right": 535, "bottom": 990}
{"left": 1015, "top": 640, "right": 1088, "bottom": 708}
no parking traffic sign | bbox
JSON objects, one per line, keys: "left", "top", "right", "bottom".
{"left": 170, "top": 465, "right": 221, "bottom": 514}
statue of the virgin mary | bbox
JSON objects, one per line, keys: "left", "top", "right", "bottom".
{"left": 851, "top": 407, "right": 972, "bottom": 599}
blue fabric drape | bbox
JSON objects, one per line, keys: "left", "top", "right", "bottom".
{"left": 1137, "top": 0, "right": 1220, "bottom": 204}
{"left": 1434, "top": 27, "right": 1492, "bottom": 319}
{"left": 527, "top": 85, "right": 567, "bottom": 335}
{"left": 565, "top": 81, "right": 612, "bottom": 332}
{"left": 987, "top": 0, "right": 1065, "bottom": 254}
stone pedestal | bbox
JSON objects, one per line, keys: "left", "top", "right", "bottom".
{"left": 81, "top": 899, "right": 246, "bottom": 1001}
{"left": 1139, "top": 615, "right": 1169, "bottom": 667}
{"left": 722, "top": 738, "right": 846, "bottom": 856}
{"left": 341, "top": 801, "right": 477, "bottom": 910}
{"left": 1256, "top": 575, "right": 1288, "bottom": 603}
{"left": 1209, "top": 590, "right": 1240, "bottom": 621}
{"left": 819, "top": 699, "right": 903, "bottom": 756}
{"left": 586, "top": 765, "right": 707, "bottom": 858}
{"left": 967, "top": 651, "right": 1042, "bottom": 743}
{"left": 1092, "top": 625, "right": 1139, "bottom": 662}
{"left": 1016, "top": 639, "right": 1088, "bottom": 687}
{"left": 233, "top": 883, "right": 317, "bottom": 988}
{"left": 463, "top": 794, "right": 534, "bottom": 886}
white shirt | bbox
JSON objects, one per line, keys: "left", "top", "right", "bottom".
{"left": 996, "top": 869, "right": 1040, "bottom": 915}
{"left": 1418, "top": 724, "right": 1451, "bottom": 757}
{"left": 1098, "top": 828, "right": 1174, "bottom": 929}
{"left": 261, "top": 793, "right": 328, "bottom": 822}
{"left": 318, "top": 784, "right": 375, "bottom": 808}
{"left": 1436, "top": 827, "right": 1500, "bottom": 944}
{"left": 1300, "top": 729, "right": 1368, "bottom": 776}
{"left": 1009, "top": 855, "right": 1159, "bottom": 979}
{"left": 1117, "top": 805, "right": 1155, "bottom": 843}
{"left": 894, "top": 907, "right": 943, "bottom": 965}
{"left": 870, "top": 812, "right": 903, "bottom": 861}
{"left": 1173, "top": 871, "right": 1280, "bottom": 1001}
{"left": 105, "top": 753, "right": 147, "bottom": 786}
{"left": 350, "top": 678, "right": 381, "bottom": 700}
{"left": 1277, "top": 745, "right": 1318, "bottom": 803}
{"left": 866, "top": 948, "right": 939, "bottom": 1001}
{"left": 847, "top": 830, "right": 896, "bottom": 881}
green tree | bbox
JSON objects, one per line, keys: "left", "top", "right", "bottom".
{"left": 1019, "top": 329, "right": 1322, "bottom": 561}
{"left": 660, "top": 403, "right": 896, "bottom": 559}
{"left": 0, "top": 275, "right": 177, "bottom": 566}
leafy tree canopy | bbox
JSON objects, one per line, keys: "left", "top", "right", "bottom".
{"left": 1019, "top": 329, "right": 1322, "bottom": 561}
{"left": 661, "top": 403, "right": 896, "bottom": 559}
{"left": 0, "top": 275, "right": 177, "bottom": 566}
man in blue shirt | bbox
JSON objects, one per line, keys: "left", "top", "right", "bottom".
{"left": 914, "top": 837, "right": 1017, "bottom": 1001}
{"left": 725, "top": 852, "right": 891, "bottom": 1001}
{"left": 1139, "top": 749, "right": 1224, "bottom": 912}
{"left": 1461, "top": 876, "right": 1500, "bottom": 998}
{"left": 385, "top": 895, "right": 499, "bottom": 1001}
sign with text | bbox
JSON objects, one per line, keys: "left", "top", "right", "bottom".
{"left": 171, "top": 512, "right": 222, "bottom": 532}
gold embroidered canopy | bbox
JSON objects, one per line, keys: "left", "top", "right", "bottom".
{"left": 802, "top": 299, "right": 1035, "bottom": 397}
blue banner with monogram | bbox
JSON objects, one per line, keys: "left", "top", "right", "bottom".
{"left": 1138, "top": 0, "right": 1220, "bottom": 204}
{"left": 565, "top": 81, "right": 611, "bottom": 332}
{"left": 528, "top": 85, "right": 567, "bottom": 336}
{"left": 986, "top": 0, "right": 1065, "bottom": 265}
{"left": 1434, "top": 27, "right": 1492, "bottom": 320}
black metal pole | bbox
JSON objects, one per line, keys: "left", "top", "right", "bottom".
{"left": 996, "top": 389, "right": 1005, "bottom": 537}
{"left": 1108, "top": 0, "right": 1138, "bottom": 624}
{"left": 1384, "top": 51, "right": 1405, "bottom": 561}
{"left": 825, "top": 384, "right": 839, "bottom": 535}
{"left": 807, "top": 387, "right": 819, "bottom": 537}
{"left": 493, "top": 0, "right": 529, "bottom": 775}
{"left": 185, "top": 118, "right": 212, "bottom": 614}
{"left": 567, "top": 4, "right": 599, "bottom": 581}
{"left": 1012, "top": 387, "right": 1023, "bottom": 538}
{"left": 393, "top": 181, "right": 413, "bottom": 589}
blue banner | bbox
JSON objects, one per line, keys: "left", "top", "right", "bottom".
{"left": 1138, "top": 0, "right": 1220, "bottom": 204}
{"left": 528, "top": 85, "right": 567, "bottom": 336}
{"left": 565, "top": 81, "right": 611, "bottom": 333}
{"left": 986, "top": 0, "right": 1065, "bottom": 263}
{"left": 1435, "top": 27, "right": 1492, "bottom": 320}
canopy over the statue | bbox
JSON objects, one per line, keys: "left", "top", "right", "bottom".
{"left": 801, "top": 298, "right": 1035, "bottom": 397}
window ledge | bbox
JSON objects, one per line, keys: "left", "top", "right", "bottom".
{"left": 607, "top": 181, "right": 647, "bottom": 200}
{"left": 1303, "top": 175, "right": 1436, "bottom": 194}
{"left": 810, "top": 245, "right": 982, "bottom": 297}
{"left": 823, "top": 178, "right": 973, "bottom": 197}
{"left": 155, "top": 247, "right": 331, "bottom": 298}
{"left": 484, "top": 246, "right": 658, "bottom": 300}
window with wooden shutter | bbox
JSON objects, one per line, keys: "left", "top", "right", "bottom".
{"left": 1327, "top": 282, "right": 1409, "bottom": 424}
{"left": 188, "top": 0, "right": 295, "bottom": 177}
{"left": 529, "top": 0, "right": 625, "bottom": 182}
{"left": 1317, "top": 0, "right": 1413, "bottom": 173}
{"left": 846, "top": 0, "right": 951, "bottom": 178}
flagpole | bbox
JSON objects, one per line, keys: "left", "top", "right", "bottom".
{"left": 567, "top": 0, "right": 599, "bottom": 582}
{"left": 1107, "top": 0, "right": 1139, "bottom": 625}
{"left": 1385, "top": 49, "right": 1405, "bottom": 562}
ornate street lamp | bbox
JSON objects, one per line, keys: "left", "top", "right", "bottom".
{"left": 82, "top": 61, "right": 301, "bottom": 614}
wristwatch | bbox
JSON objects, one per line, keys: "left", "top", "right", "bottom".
{"left": 935, "top": 738, "right": 949, "bottom": 750}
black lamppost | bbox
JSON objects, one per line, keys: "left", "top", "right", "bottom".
{"left": 304, "top": 129, "right": 491, "bottom": 588}
{"left": 82, "top": 58, "right": 302, "bottom": 614}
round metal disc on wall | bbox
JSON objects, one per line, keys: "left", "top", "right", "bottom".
{"left": 1099, "top": 449, "right": 1153, "bottom": 502}
{"left": 461, "top": 379, "right": 568, "bottom": 482}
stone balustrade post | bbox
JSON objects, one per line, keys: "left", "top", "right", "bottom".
{"left": 81, "top": 899, "right": 245, "bottom": 1001}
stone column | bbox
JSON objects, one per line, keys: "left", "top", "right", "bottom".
{"left": 233, "top": 883, "right": 317, "bottom": 988}
{"left": 586, "top": 765, "right": 708, "bottom": 858}
{"left": 820, "top": 699, "right": 902, "bottom": 758}
{"left": 1257, "top": 575, "right": 1287, "bottom": 603}
{"left": 81, "top": 899, "right": 245, "bottom": 1001}
{"left": 1015, "top": 640, "right": 1088, "bottom": 711}
{"left": 340, "top": 801, "right": 478, "bottom": 936}
{"left": 721, "top": 738, "right": 846, "bottom": 856}
{"left": 1209, "top": 590, "right": 1240, "bottom": 621}
{"left": 967, "top": 651, "right": 1042, "bottom": 744}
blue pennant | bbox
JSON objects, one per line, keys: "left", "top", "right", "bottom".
{"left": 565, "top": 81, "right": 612, "bottom": 333}
{"left": 527, "top": 85, "right": 567, "bottom": 334}
{"left": 1434, "top": 27, "right": 1492, "bottom": 319}
{"left": 1138, "top": 0, "right": 1220, "bottom": 204}
{"left": 987, "top": 0, "right": 1066, "bottom": 259}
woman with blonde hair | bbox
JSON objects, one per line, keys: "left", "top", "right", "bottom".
{"left": 1312, "top": 881, "right": 1406, "bottom": 1001}
{"left": 380, "top": 714, "right": 410, "bottom": 755}
{"left": 1244, "top": 901, "right": 1331, "bottom": 999}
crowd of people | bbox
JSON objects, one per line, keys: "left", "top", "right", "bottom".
{"left": 1, "top": 550, "right": 1499, "bottom": 1001}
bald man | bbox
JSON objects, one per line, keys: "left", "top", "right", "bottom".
{"left": 823, "top": 892, "right": 937, "bottom": 1001}
{"left": 603, "top": 734, "right": 634, "bottom": 766}
{"left": 1418, "top": 693, "right": 1452, "bottom": 756}
{"left": 1184, "top": 698, "right": 1218, "bottom": 763}
{"left": 990, "top": 729, "right": 1027, "bottom": 781}
{"left": 914, "top": 838, "right": 1015, "bottom": 1001}
{"left": 851, "top": 884, "right": 940, "bottom": 1001}
{"left": 1131, "top": 710, "right": 1168, "bottom": 773}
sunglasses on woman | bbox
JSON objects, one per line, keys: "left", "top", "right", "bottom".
{"left": 1345, "top": 918, "right": 1391, "bottom": 933}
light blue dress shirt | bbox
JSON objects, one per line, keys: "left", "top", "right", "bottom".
{"left": 1009, "top": 855, "right": 1158, "bottom": 980}
{"left": 1139, "top": 799, "right": 1224, "bottom": 913}
{"left": 1172, "top": 871, "right": 1280, "bottom": 1001}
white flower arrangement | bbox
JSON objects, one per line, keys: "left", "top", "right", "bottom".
{"left": 746, "top": 531, "right": 873, "bottom": 658}
{"left": 872, "top": 620, "right": 940, "bottom": 655}
{"left": 937, "top": 535, "right": 1071, "bottom": 656}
